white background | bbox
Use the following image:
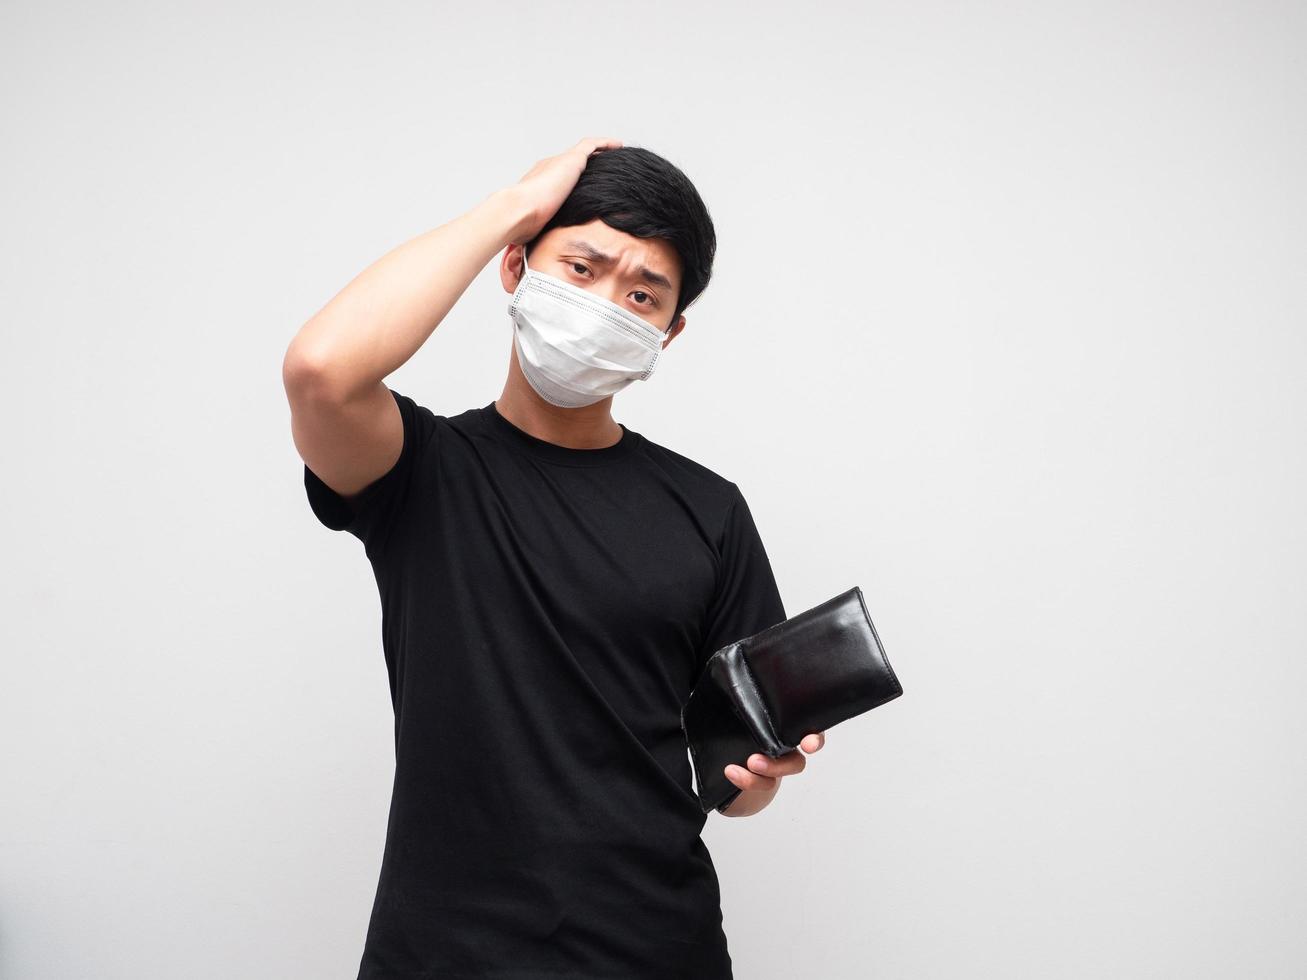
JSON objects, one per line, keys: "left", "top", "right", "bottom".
{"left": 2, "top": 1, "right": 1304, "bottom": 977}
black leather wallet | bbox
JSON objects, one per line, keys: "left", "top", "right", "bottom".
{"left": 680, "top": 585, "right": 903, "bottom": 814}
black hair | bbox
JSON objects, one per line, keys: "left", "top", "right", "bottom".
{"left": 524, "top": 146, "right": 716, "bottom": 328}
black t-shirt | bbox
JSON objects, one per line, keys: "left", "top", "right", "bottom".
{"left": 303, "top": 389, "right": 787, "bottom": 980}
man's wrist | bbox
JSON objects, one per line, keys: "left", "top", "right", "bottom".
{"left": 479, "top": 186, "right": 534, "bottom": 250}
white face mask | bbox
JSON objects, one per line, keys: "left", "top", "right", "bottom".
{"left": 508, "top": 249, "right": 672, "bottom": 408}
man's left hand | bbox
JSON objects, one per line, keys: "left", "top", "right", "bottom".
{"left": 718, "top": 730, "right": 826, "bottom": 817}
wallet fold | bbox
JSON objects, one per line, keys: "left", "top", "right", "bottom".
{"left": 680, "top": 585, "right": 903, "bottom": 814}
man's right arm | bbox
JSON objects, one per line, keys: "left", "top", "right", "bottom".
{"left": 283, "top": 136, "right": 624, "bottom": 503}
{"left": 281, "top": 186, "right": 529, "bottom": 502}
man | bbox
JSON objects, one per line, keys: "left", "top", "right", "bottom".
{"left": 282, "top": 136, "right": 827, "bottom": 979}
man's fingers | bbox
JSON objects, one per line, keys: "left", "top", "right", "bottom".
{"left": 724, "top": 764, "right": 777, "bottom": 794}
{"left": 800, "top": 731, "right": 826, "bottom": 753}
{"left": 746, "top": 751, "right": 806, "bottom": 778}
{"left": 578, "top": 136, "right": 623, "bottom": 156}
{"left": 724, "top": 736, "right": 824, "bottom": 794}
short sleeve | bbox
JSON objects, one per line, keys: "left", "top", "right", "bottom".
{"left": 695, "top": 483, "right": 788, "bottom": 673}
{"left": 302, "top": 387, "right": 439, "bottom": 557}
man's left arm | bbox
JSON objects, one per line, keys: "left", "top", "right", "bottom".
{"left": 695, "top": 483, "right": 831, "bottom": 818}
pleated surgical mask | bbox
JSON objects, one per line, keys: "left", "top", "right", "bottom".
{"left": 508, "top": 249, "right": 672, "bottom": 408}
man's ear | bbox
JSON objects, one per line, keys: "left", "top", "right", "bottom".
{"left": 498, "top": 244, "right": 527, "bottom": 293}
{"left": 663, "top": 314, "right": 687, "bottom": 346}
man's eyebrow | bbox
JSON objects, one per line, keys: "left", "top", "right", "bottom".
{"left": 563, "top": 239, "right": 675, "bottom": 292}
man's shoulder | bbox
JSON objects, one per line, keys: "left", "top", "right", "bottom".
{"left": 635, "top": 430, "right": 740, "bottom": 502}
{"left": 397, "top": 397, "right": 486, "bottom": 440}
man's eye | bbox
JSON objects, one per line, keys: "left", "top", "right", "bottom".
{"left": 566, "top": 261, "right": 655, "bottom": 307}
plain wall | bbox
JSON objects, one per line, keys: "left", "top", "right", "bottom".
{"left": 2, "top": 1, "right": 1304, "bottom": 977}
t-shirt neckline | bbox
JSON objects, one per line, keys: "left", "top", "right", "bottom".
{"left": 480, "top": 401, "right": 641, "bottom": 466}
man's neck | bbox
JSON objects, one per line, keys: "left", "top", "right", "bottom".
{"left": 495, "top": 376, "right": 624, "bottom": 450}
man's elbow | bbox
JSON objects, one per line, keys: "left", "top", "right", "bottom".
{"left": 283, "top": 336, "right": 348, "bottom": 406}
